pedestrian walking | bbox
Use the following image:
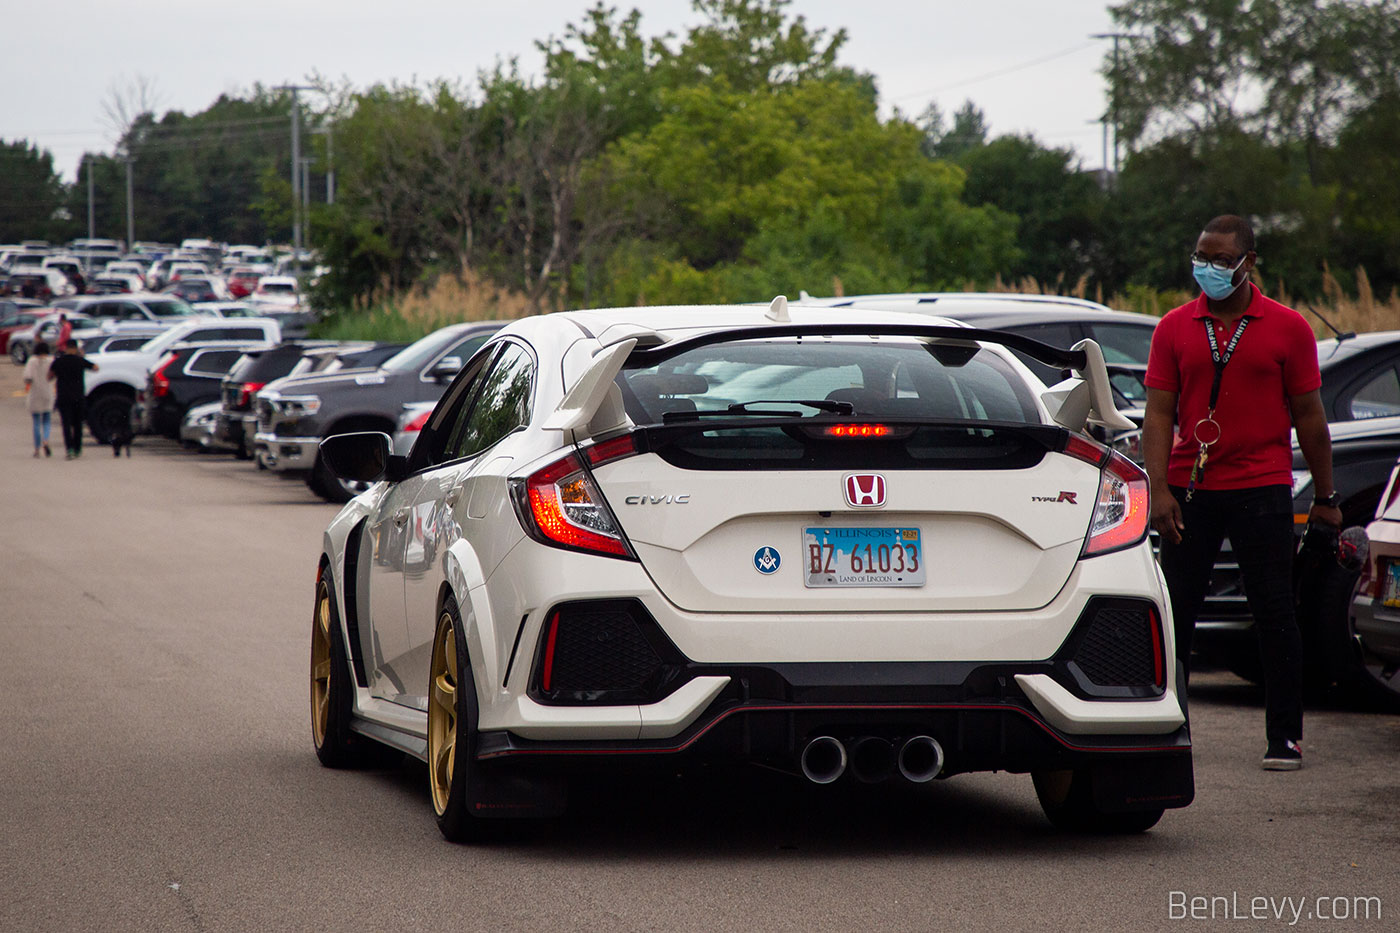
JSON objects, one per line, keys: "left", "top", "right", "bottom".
{"left": 22, "top": 340, "right": 55, "bottom": 458}
{"left": 49, "top": 338, "right": 98, "bottom": 459}
{"left": 1143, "top": 214, "right": 1340, "bottom": 772}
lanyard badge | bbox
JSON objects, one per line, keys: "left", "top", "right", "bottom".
{"left": 1184, "top": 317, "right": 1250, "bottom": 503}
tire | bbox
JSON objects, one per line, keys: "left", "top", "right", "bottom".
{"left": 87, "top": 394, "right": 132, "bottom": 446}
{"left": 1033, "top": 769, "right": 1164, "bottom": 834}
{"left": 428, "top": 598, "right": 489, "bottom": 843}
{"left": 310, "top": 574, "right": 398, "bottom": 768}
{"left": 308, "top": 451, "right": 372, "bottom": 504}
{"left": 11, "top": 341, "right": 29, "bottom": 364}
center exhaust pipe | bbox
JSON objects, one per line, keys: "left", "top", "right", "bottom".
{"left": 799, "top": 736, "right": 847, "bottom": 784}
{"left": 897, "top": 735, "right": 945, "bottom": 783}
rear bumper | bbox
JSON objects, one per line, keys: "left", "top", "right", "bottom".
{"left": 475, "top": 657, "right": 1189, "bottom": 800}
{"left": 1350, "top": 595, "right": 1400, "bottom": 665}
{"left": 473, "top": 665, "right": 1192, "bottom": 810}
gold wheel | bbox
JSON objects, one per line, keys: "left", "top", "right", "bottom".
{"left": 310, "top": 580, "right": 333, "bottom": 749}
{"left": 428, "top": 611, "right": 458, "bottom": 816}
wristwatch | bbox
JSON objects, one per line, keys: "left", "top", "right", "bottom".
{"left": 1315, "top": 492, "right": 1341, "bottom": 508}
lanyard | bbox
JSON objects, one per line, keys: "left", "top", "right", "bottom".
{"left": 1185, "top": 316, "right": 1251, "bottom": 501}
{"left": 1203, "top": 315, "right": 1251, "bottom": 411}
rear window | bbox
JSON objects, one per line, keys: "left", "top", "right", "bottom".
{"left": 617, "top": 338, "right": 1049, "bottom": 469}
{"left": 619, "top": 338, "right": 1039, "bottom": 424}
{"left": 147, "top": 299, "right": 193, "bottom": 317}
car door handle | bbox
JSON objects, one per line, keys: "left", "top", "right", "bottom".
{"left": 393, "top": 507, "right": 410, "bottom": 525}
{"left": 444, "top": 485, "right": 463, "bottom": 507}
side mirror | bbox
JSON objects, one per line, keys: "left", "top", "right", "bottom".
{"left": 429, "top": 355, "right": 463, "bottom": 382}
{"left": 319, "top": 432, "right": 407, "bottom": 485}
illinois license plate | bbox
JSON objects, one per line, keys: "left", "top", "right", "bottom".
{"left": 1383, "top": 561, "right": 1400, "bottom": 608}
{"left": 803, "top": 527, "right": 925, "bottom": 588}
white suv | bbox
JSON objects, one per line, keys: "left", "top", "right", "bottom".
{"left": 83, "top": 317, "right": 281, "bottom": 443}
{"left": 309, "top": 299, "right": 1192, "bottom": 841}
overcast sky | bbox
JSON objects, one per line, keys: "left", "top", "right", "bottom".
{"left": 5, "top": 1, "right": 1121, "bottom": 181}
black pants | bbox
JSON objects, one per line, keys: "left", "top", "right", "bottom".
{"left": 1158, "top": 484, "right": 1303, "bottom": 745}
{"left": 56, "top": 397, "right": 85, "bottom": 454}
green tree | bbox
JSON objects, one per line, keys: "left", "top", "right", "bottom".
{"left": 957, "top": 135, "right": 1105, "bottom": 289}
{"left": 589, "top": 79, "right": 1016, "bottom": 304}
{"left": 0, "top": 141, "right": 69, "bottom": 243}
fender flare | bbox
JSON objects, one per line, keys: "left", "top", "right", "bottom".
{"left": 442, "top": 539, "right": 499, "bottom": 696}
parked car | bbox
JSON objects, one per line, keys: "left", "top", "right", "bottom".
{"left": 179, "top": 401, "right": 232, "bottom": 451}
{"left": 800, "top": 293, "right": 1155, "bottom": 407}
{"left": 162, "top": 275, "right": 233, "bottom": 303}
{"left": 249, "top": 275, "right": 301, "bottom": 311}
{"left": 0, "top": 302, "right": 48, "bottom": 354}
{"left": 254, "top": 321, "right": 502, "bottom": 501}
{"left": 1, "top": 269, "right": 73, "bottom": 301}
{"left": 82, "top": 317, "right": 282, "bottom": 443}
{"left": 87, "top": 273, "right": 145, "bottom": 295}
{"left": 215, "top": 341, "right": 354, "bottom": 458}
{"left": 7, "top": 313, "right": 99, "bottom": 363}
{"left": 136, "top": 342, "right": 268, "bottom": 438}
{"left": 66, "top": 293, "right": 198, "bottom": 326}
{"left": 1343, "top": 459, "right": 1400, "bottom": 708}
{"left": 308, "top": 299, "right": 1190, "bottom": 840}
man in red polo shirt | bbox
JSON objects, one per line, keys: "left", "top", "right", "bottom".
{"left": 1144, "top": 214, "right": 1341, "bottom": 772}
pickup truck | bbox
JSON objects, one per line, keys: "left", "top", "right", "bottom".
{"left": 254, "top": 320, "right": 502, "bottom": 501}
{"left": 83, "top": 317, "right": 281, "bottom": 443}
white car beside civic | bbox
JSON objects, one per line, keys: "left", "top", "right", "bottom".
{"left": 310, "top": 298, "right": 1193, "bottom": 841}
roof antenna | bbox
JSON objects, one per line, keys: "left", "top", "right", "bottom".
{"left": 766, "top": 295, "right": 790, "bottom": 322}
{"left": 1304, "top": 303, "right": 1354, "bottom": 342}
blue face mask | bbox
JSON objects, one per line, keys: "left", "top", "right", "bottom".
{"left": 1192, "top": 256, "right": 1246, "bottom": 300}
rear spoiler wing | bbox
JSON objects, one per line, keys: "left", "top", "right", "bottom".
{"left": 544, "top": 322, "right": 1133, "bottom": 440}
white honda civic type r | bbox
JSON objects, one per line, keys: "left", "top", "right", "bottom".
{"left": 310, "top": 298, "right": 1193, "bottom": 841}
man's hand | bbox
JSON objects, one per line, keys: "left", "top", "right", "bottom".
{"left": 1151, "top": 485, "right": 1185, "bottom": 545}
{"left": 1309, "top": 503, "right": 1342, "bottom": 529}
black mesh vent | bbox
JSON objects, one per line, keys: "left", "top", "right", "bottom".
{"left": 1071, "top": 606, "right": 1156, "bottom": 687}
{"left": 548, "top": 606, "right": 663, "bottom": 694}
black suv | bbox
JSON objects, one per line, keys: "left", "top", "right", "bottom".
{"left": 137, "top": 344, "right": 269, "bottom": 439}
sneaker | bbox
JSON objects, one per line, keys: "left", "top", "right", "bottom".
{"left": 43, "top": 443, "right": 50, "bottom": 457}
{"left": 1262, "top": 739, "right": 1303, "bottom": 771}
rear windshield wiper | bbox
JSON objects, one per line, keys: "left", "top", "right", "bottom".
{"left": 662, "top": 398, "right": 854, "bottom": 422}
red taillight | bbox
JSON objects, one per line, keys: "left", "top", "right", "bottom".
{"left": 823, "top": 423, "right": 893, "bottom": 438}
{"left": 402, "top": 410, "right": 432, "bottom": 434}
{"left": 540, "top": 612, "right": 561, "bottom": 691}
{"left": 1063, "top": 433, "right": 1109, "bottom": 467}
{"left": 237, "top": 381, "right": 266, "bottom": 408}
{"left": 1082, "top": 449, "right": 1150, "bottom": 557}
{"left": 151, "top": 353, "right": 177, "bottom": 398}
{"left": 584, "top": 433, "right": 637, "bottom": 466}
{"left": 522, "top": 453, "right": 631, "bottom": 557}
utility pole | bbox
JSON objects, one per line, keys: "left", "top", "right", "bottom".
{"left": 277, "top": 84, "right": 315, "bottom": 274}
{"left": 123, "top": 151, "right": 135, "bottom": 249}
{"left": 86, "top": 157, "right": 95, "bottom": 241}
{"left": 1091, "top": 32, "right": 1135, "bottom": 180}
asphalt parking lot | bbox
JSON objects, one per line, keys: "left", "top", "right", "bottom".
{"left": 1, "top": 361, "right": 1396, "bottom": 932}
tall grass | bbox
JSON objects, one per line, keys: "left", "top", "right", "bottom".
{"left": 983, "top": 269, "right": 1400, "bottom": 337}
{"left": 316, "top": 266, "right": 1400, "bottom": 344}
{"left": 311, "top": 271, "right": 534, "bottom": 342}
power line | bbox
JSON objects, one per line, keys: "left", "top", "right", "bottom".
{"left": 889, "top": 42, "right": 1100, "bottom": 104}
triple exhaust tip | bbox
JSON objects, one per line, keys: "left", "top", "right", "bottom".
{"left": 799, "top": 735, "right": 945, "bottom": 785}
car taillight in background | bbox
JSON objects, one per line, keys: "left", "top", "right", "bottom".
{"left": 509, "top": 434, "right": 638, "bottom": 559}
{"left": 401, "top": 409, "right": 432, "bottom": 435}
{"left": 237, "top": 381, "right": 266, "bottom": 408}
{"left": 151, "top": 353, "right": 177, "bottom": 398}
